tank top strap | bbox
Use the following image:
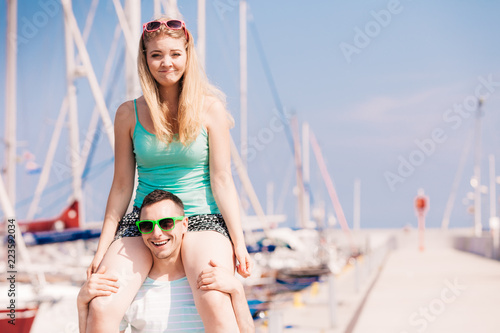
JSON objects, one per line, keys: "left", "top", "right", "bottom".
{"left": 133, "top": 99, "right": 139, "bottom": 121}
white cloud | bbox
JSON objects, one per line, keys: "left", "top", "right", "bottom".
{"left": 344, "top": 84, "right": 459, "bottom": 124}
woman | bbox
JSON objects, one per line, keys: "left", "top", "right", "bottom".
{"left": 84, "top": 18, "right": 252, "bottom": 332}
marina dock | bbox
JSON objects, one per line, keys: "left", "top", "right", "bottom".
{"left": 265, "top": 228, "right": 500, "bottom": 333}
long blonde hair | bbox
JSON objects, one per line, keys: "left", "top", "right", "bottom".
{"left": 137, "top": 17, "right": 229, "bottom": 145}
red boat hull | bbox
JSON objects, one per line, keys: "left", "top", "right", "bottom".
{"left": 18, "top": 200, "right": 80, "bottom": 233}
{"left": 0, "top": 307, "right": 38, "bottom": 333}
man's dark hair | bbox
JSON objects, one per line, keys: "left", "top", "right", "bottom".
{"left": 140, "top": 190, "right": 184, "bottom": 218}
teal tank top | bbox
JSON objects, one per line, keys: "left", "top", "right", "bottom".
{"left": 132, "top": 99, "right": 220, "bottom": 216}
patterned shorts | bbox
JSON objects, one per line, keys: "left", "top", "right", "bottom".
{"left": 113, "top": 207, "right": 230, "bottom": 241}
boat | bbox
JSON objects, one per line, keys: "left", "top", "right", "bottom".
{"left": 275, "top": 264, "right": 331, "bottom": 292}
{"left": 0, "top": 307, "right": 38, "bottom": 333}
{"left": 17, "top": 200, "right": 80, "bottom": 233}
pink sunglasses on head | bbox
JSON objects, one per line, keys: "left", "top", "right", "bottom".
{"left": 142, "top": 20, "right": 189, "bottom": 42}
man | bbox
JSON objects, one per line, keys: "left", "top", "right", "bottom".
{"left": 77, "top": 190, "right": 254, "bottom": 332}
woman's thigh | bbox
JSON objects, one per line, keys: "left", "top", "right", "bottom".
{"left": 87, "top": 236, "right": 152, "bottom": 330}
{"left": 181, "top": 231, "right": 238, "bottom": 331}
{"left": 182, "top": 230, "right": 234, "bottom": 271}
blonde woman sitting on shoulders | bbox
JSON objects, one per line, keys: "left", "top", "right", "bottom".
{"left": 82, "top": 17, "right": 252, "bottom": 332}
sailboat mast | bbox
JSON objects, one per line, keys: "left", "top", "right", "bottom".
{"left": 353, "top": 178, "right": 361, "bottom": 231}
{"left": 5, "top": 0, "right": 17, "bottom": 206}
{"left": 489, "top": 155, "right": 497, "bottom": 221}
{"left": 62, "top": 0, "right": 82, "bottom": 227}
{"left": 240, "top": 0, "right": 248, "bottom": 169}
{"left": 302, "top": 122, "right": 310, "bottom": 225}
{"left": 291, "top": 116, "right": 306, "bottom": 228}
{"left": 2, "top": 0, "right": 47, "bottom": 278}
{"left": 154, "top": 0, "right": 161, "bottom": 17}
{"left": 197, "top": 0, "right": 206, "bottom": 69}
{"left": 125, "top": 0, "right": 141, "bottom": 100}
{"left": 473, "top": 99, "right": 483, "bottom": 237}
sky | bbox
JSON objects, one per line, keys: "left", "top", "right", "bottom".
{"left": 1, "top": 0, "right": 499, "bottom": 231}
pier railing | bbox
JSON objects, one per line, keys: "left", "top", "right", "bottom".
{"left": 334, "top": 232, "right": 398, "bottom": 331}
{"left": 264, "top": 230, "right": 399, "bottom": 333}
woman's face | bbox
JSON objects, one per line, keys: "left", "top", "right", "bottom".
{"left": 145, "top": 35, "right": 187, "bottom": 88}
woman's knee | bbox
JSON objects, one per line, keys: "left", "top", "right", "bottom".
{"left": 87, "top": 295, "right": 125, "bottom": 332}
{"left": 88, "top": 294, "right": 114, "bottom": 318}
{"left": 198, "top": 290, "right": 238, "bottom": 331}
{"left": 198, "top": 289, "right": 233, "bottom": 317}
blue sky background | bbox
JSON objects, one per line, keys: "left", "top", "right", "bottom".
{"left": 1, "top": 0, "right": 499, "bottom": 231}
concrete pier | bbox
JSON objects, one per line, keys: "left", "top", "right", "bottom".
{"left": 263, "top": 229, "right": 500, "bottom": 333}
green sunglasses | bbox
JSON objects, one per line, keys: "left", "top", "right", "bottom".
{"left": 135, "top": 216, "right": 184, "bottom": 234}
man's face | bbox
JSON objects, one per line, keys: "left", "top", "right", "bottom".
{"left": 139, "top": 200, "right": 187, "bottom": 260}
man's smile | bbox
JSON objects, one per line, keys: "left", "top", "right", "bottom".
{"left": 151, "top": 239, "right": 170, "bottom": 247}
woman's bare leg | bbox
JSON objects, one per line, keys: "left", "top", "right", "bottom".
{"left": 86, "top": 237, "right": 152, "bottom": 333}
{"left": 182, "top": 231, "right": 239, "bottom": 332}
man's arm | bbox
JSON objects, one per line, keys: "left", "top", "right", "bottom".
{"left": 77, "top": 266, "right": 119, "bottom": 333}
{"left": 197, "top": 260, "right": 255, "bottom": 333}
